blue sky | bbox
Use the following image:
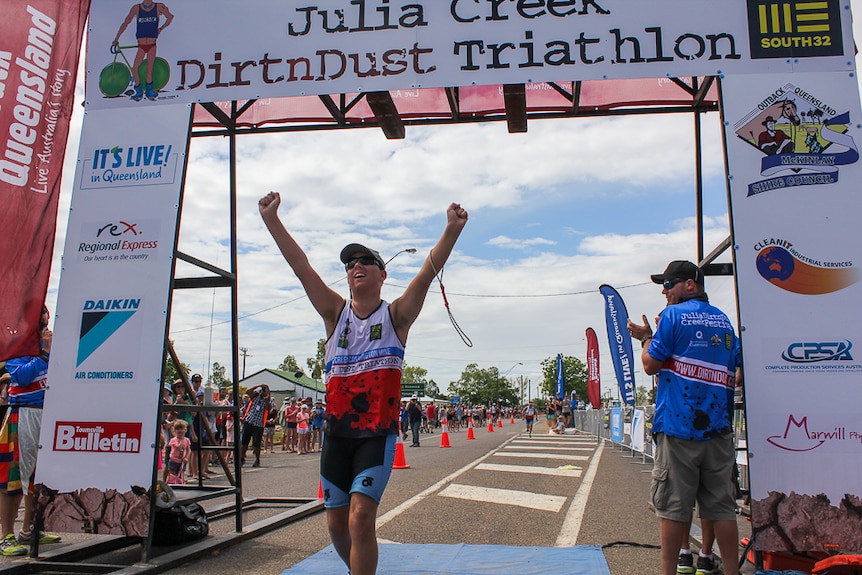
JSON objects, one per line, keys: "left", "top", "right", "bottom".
{"left": 44, "top": 5, "right": 862, "bottom": 399}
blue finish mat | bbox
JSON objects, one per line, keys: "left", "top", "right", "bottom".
{"left": 281, "top": 542, "right": 611, "bottom": 575}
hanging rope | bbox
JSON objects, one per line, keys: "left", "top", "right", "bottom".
{"left": 429, "top": 250, "right": 473, "bottom": 348}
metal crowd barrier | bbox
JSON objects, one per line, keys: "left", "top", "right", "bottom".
{"left": 571, "top": 406, "right": 749, "bottom": 498}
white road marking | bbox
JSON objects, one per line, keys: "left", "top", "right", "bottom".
{"left": 506, "top": 445, "right": 595, "bottom": 451}
{"left": 476, "top": 462, "right": 582, "bottom": 477}
{"left": 376, "top": 433, "right": 523, "bottom": 528}
{"left": 494, "top": 452, "right": 590, "bottom": 461}
{"left": 513, "top": 440, "right": 597, "bottom": 445}
{"left": 555, "top": 440, "right": 604, "bottom": 547}
{"left": 439, "top": 484, "right": 568, "bottom": 512}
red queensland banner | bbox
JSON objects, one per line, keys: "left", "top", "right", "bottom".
{"left": 585, "top": 327, "right": 601, "bottom": 409}
{"left": 0, "top": 0, "right": 89, "bottom": 361}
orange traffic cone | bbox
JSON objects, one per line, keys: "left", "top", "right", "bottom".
{"left": 318, "top": 479, "right": 324, "bottom": 499}
{"left": 487, "top": 420, "right": 494, "bottom": 432}
{"left": 510, "top": 415, "right": 515, "bottom": 424}
{"left": 466, "top": 420, "right": 476, "bottom": 440}
{"left": 440, "top": 417, "right": 451, "bottom": 448}
{"left": 392, "top": 433, "right": 411, "bottom": 469}
{"left": 497, "top": 418, "right": 503, "bottom": 428}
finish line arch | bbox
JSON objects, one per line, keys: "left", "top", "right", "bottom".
{"left": 36, "top": 0, "right": 862, "bottom": 559}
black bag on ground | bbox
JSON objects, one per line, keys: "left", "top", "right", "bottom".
{"left": 152, "top": 502, "right": 209, "bottom": 545}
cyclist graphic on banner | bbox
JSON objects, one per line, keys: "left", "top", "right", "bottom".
{"left": 104, "top": 0, "right": 173, "bottom": 101}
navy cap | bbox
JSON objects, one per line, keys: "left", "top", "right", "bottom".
{"left": 340, "top": 243, "right": 385, "bottom": 269}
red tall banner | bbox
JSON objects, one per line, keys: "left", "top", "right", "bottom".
{"left": 0, "top": 0, "right": 90, "bottom": 361}
{"left": 585, "top": 327, "right": 601, "bottom": 409}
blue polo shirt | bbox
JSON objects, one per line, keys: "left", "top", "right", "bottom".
{"left": 4, "top": 353, "right": 48, "bottom": 408}
{"left": 647, "top": 298, "right": 740, "bottom": 441}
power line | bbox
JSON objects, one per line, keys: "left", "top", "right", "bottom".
{"left": 172, "top": 280, "right": 651, "bottom": 334}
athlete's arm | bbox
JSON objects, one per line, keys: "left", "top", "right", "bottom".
{"left": 158, "top": 4, "right": 174, "bottom": 33}
{"left": 113, "top": 6, "right": 138, "bottom": 45}
{"left": 258, "top": 192, "right": 344, "bottom": 334}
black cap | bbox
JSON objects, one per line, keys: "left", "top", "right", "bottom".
{"left": 650, "top": 260, "right": 704, "bottom": 285}
{"left": 191, "top": 373, "right": 202, "bottom": 381}
{"left": 340, "top": 243, "right": 385, "bottom": 269}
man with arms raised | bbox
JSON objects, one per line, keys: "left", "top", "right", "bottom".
{"left": 628, "top": 261, "right": 740, "bottom": 575}
{"left": 259, "top": 192, "right": 468, "bottom": 575}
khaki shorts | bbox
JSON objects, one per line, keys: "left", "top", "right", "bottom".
{"left": 651, "top": 432, "right": 737, "bottom": 522}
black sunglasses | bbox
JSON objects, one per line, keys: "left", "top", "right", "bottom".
{"left": 662, "top": 278, "right": 685, "bottom": 290}
{"left": 345, "top": 256, "right": 382, "bottom": 271}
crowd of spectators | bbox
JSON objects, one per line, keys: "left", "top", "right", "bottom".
{"left": 160, "top": 382, "right": 572, "bottom": 481}
{"left": 160, "top": 383, "right": 328, "bottom": 480}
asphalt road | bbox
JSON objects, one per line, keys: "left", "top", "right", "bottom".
{"left": 7, "top": 420, "right": 753, "bottom": 575}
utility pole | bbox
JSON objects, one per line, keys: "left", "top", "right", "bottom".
{"left": 239, "top": 347, "right": 252, "bottom": 379}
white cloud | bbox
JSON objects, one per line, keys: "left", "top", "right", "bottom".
{"left": 486, "top": 236, "right": 557, "bottom": 250}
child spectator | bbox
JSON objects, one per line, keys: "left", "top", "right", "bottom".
{"left": 167, "top": 420, "right": 191, "bottom": 485}
{"left": 311, "top": 400, "right": 325, "bottom": 452}
{"left": 296, "top": 404, "right": 311, "bottom": 454}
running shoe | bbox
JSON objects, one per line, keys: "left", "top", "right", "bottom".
{"left": 131, "top": 84, "right": 143, "bottom": 101}
{"left": 677, "top": 552, "right": 695, "bottom": 574}
{"left": 18, "top": 531, "right": 62, "bottom": 544}
{"left": 695, "top": 554, "right": 718, "bottom": 575}
{"left": 145, "top": 83, "right": 157, "bottom": 100}
{"left": 0, "top": 534, "right": 27, "bottom": 556}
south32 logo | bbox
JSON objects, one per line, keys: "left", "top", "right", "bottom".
{"left": 733, "top": 82, "right": 858, "bottom": 197}
{"left": 746, "top": 0, "right": 844, "bottom": 60}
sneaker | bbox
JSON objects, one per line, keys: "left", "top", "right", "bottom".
{"left": 0, "top": 534, "right": 27, "bottom": 556}
{"left": 252, "top": 460, "right": 261, "bottom": 468}
{"left": 695, "top": 554, "right": 718, "bottom": 575}
{"left": 677, "top": 552, "right": 695, "bottom": 574}
{"left": 18, "top": 531, "right": 61, "bottom": 544}
{"left": 145, "top": 83, "right": 157, "bottom": 100}
{"left": 131, "top": 84, "right": 143, "bottom": 101}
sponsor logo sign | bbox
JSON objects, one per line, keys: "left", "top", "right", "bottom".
{"left": 75, "top": 297, "right": 140, "bottom": 370}
{"left": 732, "top": 82, "right": 858, "bottom": 197}
{"left": 53, "top": 421, "right": 142, "bottom": 453}
{"left": 80, "top": 143, "right": 179, "bottom": 189}
{"left": 76, "top": 219, "right": 162, "bottom": 263}
{"left": 753, "top": 238, "right": 857, "bottom": 294}
{"left": 746, "top": 0, "right": 843, "bottom": 60}
{"left": 762, "top": 339, "right": 862, "bottom": 374}
{"left": 766, "top": 414, "right": 862, "bottom": 452}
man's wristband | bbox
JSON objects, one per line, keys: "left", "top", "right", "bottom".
{"left": 640, "top": 336, "right": 652, "bottom": 348}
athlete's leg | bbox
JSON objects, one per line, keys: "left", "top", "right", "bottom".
{"left": 327, "top": 506, "right": 352, "bottom": 568}
{"left": 131, "top": 48, "right": 145, "bottom": 85}
{"left": 347, "top": 493, "right": 380, "bottom": 575}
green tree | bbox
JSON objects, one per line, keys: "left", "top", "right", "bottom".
{"left": 449, "top": 363, "right": 519, "bottom": 406}
{"left": 539, "top": 355, "right": 588, "bottom": 401}
{"left": 425, "top": 379, "right": 440, "bottom": 399}
{"left": 306, "top": 338, "right": 325, "bottom": 380}
{"left": 401, "top": 364, "right": 440, "bottom": 397}
{"left": 279, "top": 355, "right": 303, "bottom": 374}
{"left": 209, "top": 361, "right": 232, "bottom": 388}
{"left": 635, "top": 385, "right": 653, "bottom": 406}
{"left": 162, "top": 339, "right": 190, "bottom": 384}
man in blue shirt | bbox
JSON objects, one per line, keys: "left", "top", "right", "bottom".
{"left": 0, "top": 306, "right": 61, "bottom": 556}
{"left": 628, "top": 261, "right": 740, "bottom": 575}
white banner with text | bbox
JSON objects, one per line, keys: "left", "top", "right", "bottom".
{"left": 723, "top": 70, "right": 862, "bottom": 553}
{"left": 84, "top": 0, "right": 854, "bottom": 108}
{"left": 37, "top": 104, "right": 191, "bottom": 536}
